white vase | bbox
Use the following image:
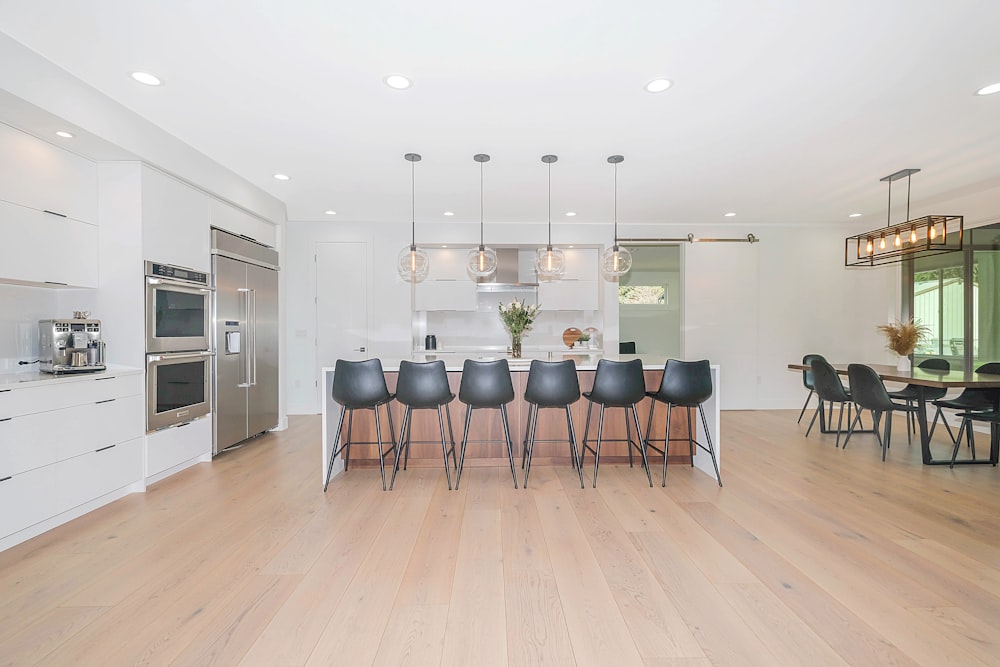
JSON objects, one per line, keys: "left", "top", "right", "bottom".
{"left": 896, "top": 355, "right": 911, "bottom": 372}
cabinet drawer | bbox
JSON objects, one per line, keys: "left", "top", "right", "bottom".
{"left": 0, "top": 465, "right": 58, "bottom": 539}
{"left": 146, "top": 416, "right": 212, "bottom": 477}
{"left": 1, "top": 394, "right": 144, "bottom": 477}
{"left": 0, "top": 373, "right": 142, "bottom": 419}
{"left": 54, "top": 437, "right": 142, "bottom": 515}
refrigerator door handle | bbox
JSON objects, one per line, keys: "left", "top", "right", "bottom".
{"left": 250, "top": 288, "right": 258, "bottom": 386}
{"left": 238, "top": 287, "right": 251, "bottom": 388}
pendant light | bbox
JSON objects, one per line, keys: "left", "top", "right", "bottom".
{"left": 600, "top": 154, "right": 632, "bottom": 277}
{"left": 467, "top": 153, "right": 498, "bottom": 277}
{"left": 397, "top": 153, "right": 430, "bottom": 282}
{"left": 535, "top": 154, "right": 566, "bottom": 279}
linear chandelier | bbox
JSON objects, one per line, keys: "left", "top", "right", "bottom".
{"left": 845, "top": 168, "right": 963, "bottom": 267}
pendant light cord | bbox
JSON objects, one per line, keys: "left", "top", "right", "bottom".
{"left": 480, "top": 159, "right": 485, "bottom": 247}
{"left": 613, "top": 160, "right": 619, "bottom": 246}
{"left": 547, "top": 161, "right": 552, "bottom": 246}
{"left": 906, "top": 172, "right": 911, "bottom": 221}
{"left": 411, "top": 158, "right": 416, "bottom": 246}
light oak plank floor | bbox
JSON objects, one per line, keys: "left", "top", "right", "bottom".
{"left": 1, "top": 411, "right": 999, "bottom": 666}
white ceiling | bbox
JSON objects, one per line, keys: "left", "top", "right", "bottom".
{"left": 2, "top": 0, "right": 1000, "bottom": 229}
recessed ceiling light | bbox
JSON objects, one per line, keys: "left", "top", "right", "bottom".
{"left": 131, "top": 71, "right": 161, "bottom": 86}
{"left": 324, "top": 210, "right": 336, "bottom": 215}
{"left": 976, "top": 82, "right": 1000, "bottom": 96}
{"left": 443, "top": 211, "right": 454, "bottom": 216}
{"left": 384, "top": 74, "right": 412, "bottom": 90}
{"left": 645, "top": 78, "right": 672, "bottom": 93}
{"left": 849, "top": 213, "right": 862, "bottom": 218}
{"left": 441, "top": 245, "right": 448, "bottom": 248}
{"left": 724, "top": 212, "right": 736, "bottom": 217}
{"left": 566, "top": 211, "right": 577, "bottom": 217}
{"left": 273, "top": 173, "right": 290, "bottom": 181}
{"left": 55, "top": 130, "right": 74, "bottom": 138}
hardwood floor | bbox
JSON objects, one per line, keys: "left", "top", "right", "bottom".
{"left": 2, "top": 410, "right": 999, "bottom": 665}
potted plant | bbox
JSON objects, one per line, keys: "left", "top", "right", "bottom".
{"left": 576, "top": 332, "right": 591, "bottom": 348}
{"left": 877, "top": 319, "right": 929, "bottom": 371}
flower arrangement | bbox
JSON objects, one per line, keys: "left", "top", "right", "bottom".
{"left": 498, "top": 298, "right": 540, "bottom": 358}
{"left": 877, "top": 318, "right": 929, "bottom": 356}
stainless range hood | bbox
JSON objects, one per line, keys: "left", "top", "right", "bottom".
{"left": 476, "top": 248, "right": 538, "bottom": 291}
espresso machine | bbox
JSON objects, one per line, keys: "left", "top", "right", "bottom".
{"left": 39, "top": 319, "right": 107, "bottom": 374}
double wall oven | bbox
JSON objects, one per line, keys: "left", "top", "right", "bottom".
{"left": 145, "top": 261, "right": 213, "bottom": 431}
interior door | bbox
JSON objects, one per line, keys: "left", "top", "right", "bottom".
{"left": 316, "top": 242, "right": 368, "bottom": 373}
{"left": 247, "top": 262, "right": 279, "bottom": 436}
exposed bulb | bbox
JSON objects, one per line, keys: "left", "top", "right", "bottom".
{"left": 894, "top": 230, "right": 902, "bottom": 247}
{"left": 600, "top": 244, "right": 632, "bottom": 277}
{"left": 929, "top": 225, "right": 937, "bottom": 240}
{"left": 397, "top": 245, "right": 429, "bottom": 282}
{"left": 535, "top": 245, "right": 566, "bottom": 278}
{"left": 910, "top": 226, "right": 917, "bottom": 243}
{"left": 866, "top": 238, "right": 874, "bottom": 254}
{"left": 879, "top": 234, "right": 886, "bottom": 250}
{"left": 467, "top": 244, "right": 497, "bottom": 277}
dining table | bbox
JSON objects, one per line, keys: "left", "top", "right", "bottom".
{"left": 787, "top": 362, "right": 1000, "bottom": 466}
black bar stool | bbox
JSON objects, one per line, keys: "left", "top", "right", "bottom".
{"left": 455, "top": 359, "right": 518, "bottom": 489}
{"left": 389, "top": 360, "right": 458, "bottom": 490}
{"left": 644, "top": 359, "right": 722, "bottom": 487}
{"left": 324, "top": 358, "right": 397, "bottom": 492}
{"left": 580, "top": 358, "right": 653, "bottom": 487}
{"left": 521, "top": 359, "right": 584, "bottom": 489}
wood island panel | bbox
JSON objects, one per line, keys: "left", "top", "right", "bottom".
{"left": 337, "top": 369, "right": 693, "bottom": 467}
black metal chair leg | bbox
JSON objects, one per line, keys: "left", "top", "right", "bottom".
{"left": 521, "top": 404, "right": 533, "bottom": 469}
{"left": 625, "top": 408, "right": 634, "bottom": 468}
{"left": 324, "top": 407, "right": 348, "bottom": 492}
{"left": 843, "top": 409, "right": 863, "bottom": 448}
{"left": 697, "top": 404, "right": 723, "bottom": 487}
{"left": 344, "top": 410, "right": 354, "bottom": 472}
{"left": 805, "top": 399, "right": 823, "bottom": 438}
{"left": 661, "top": 400, "right": 673, "bottom": 486}
{"left": 835, "top": 401, "right": 846, "bottom": 448}
{"left": 630, "top": 404, "right": 653, "bottom": 487}
{"left": 389, "top": 407, "right": 412, "bottom": 490}
{"left": 437, "top": 406, "right": 453, "bottom": 490}
{"left": 566, "top": 406, "right": 584, "bottom": 489}
{"left": 797, "top": 389, "right": 815, "bottom": 423}
{"left": 455, "top": 404, "right": 474, "bottom": 490}
{"left": 445, "top": 404, "right": 458, "bottom": 470}
{"left": 592, "top": 405, "right": 606, "bottom": 488}
{"left": 374, "top": 406, "right": 386, "bottom": 491}
{"left": 581, "top": 400, "right": 594, "bottom": 467}
{"left": 686, "top": 406, "right": 695, "bottom": 466}
{"left": 500, "top": 404, "right": 518, "bottom": 489}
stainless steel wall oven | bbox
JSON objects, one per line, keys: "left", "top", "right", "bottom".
{"left": 146, "top": 350, "right": 212, "bottom": 431}
{"left": 145, "top": 261, "right": 212, "bottom": 353}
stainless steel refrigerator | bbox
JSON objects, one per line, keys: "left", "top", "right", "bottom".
{"left": 211, "top": 229, "right": 279, "bottom": 454}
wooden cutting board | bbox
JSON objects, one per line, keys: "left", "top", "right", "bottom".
{"left": 562, "top": 327, "right": 582, "bottom": 348}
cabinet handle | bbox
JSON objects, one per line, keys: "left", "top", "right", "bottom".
{"left": 0, "top": 476, "right": 11, "bottom": 483}
{"left": 0, "top": 417, "right": 11, "bottom": 422}
{"left": 44, "top": 281, "right": 68, "bottom": 286}
{"left": 43, "top": 209, "right": 67, "bottom": 218}
{"left": 0, "top": 389, "right": 11, "bottom": 393}
{"left": 95, "top": 445, "right": 116, "bottom": 453}
{"left": 95, "top": 398, "right": 115, "bottom": 404}
{"left": 94, "top": 376, "right": 116, "bottom": 381}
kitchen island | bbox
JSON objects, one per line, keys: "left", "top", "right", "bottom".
{"left": 321, "top": 353, "right": 720, "bottom": 487}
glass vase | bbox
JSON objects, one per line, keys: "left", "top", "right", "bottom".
{"left": 511, "top": 334, "right": 522, "bottom": 359}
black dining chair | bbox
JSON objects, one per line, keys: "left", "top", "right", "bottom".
{"left": 798, "top": 353, "right": 826, "bottom": 423}
{"left": 843, "top": 363, "right": 921, "bottom": 461}
{"left": 455, "top": 359, "right": 519, "bottom": 490}
{"left": 389, "top": 360, "right": 458, "bottom": 490}
{"left": 806, "top": 357, "right": 857, "bottom": 448}
{"left": 580, "top": 358, "right": 653, "bottom": 487}
{"left": 644, "top": 359, "right": 722, "bottom": 487}
{"left": 324, "top": 358, "right": 397, "bottom": 492}
{"left": 521, "top": 359, "right": 585, "bottom": 489}
{"left": 887, "top": 358, "right": 949, "bottom": 438}
{"left": 928, "top": 362, "right": 1000, "bottom": 448}
{"left": 950, "top": 410, "right": 1000, "bottom": 468}
{"left": 619, "top": 341, "right": 636, "bottom": 355}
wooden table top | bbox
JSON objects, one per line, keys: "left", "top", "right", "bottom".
{"left": 787, "top": 362, "right": 1000, "bottom": 389}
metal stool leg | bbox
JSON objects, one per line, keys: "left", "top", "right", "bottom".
{"left": 389, "top": 407, "right": 412, "bottom": 490}
{"left": 500, "top": 404, "right": 518, "bottom": 489}
{"left": 697, "top": 404, "right": 723, "bottom": 486}
{"left": 437, "top": 406, "right": 454, "bottom": 490}
{"left": 324, "top": 407, "right": 348, "bottom": 492}
{"left": 374, "top": 405, "right": 387, "bottom": 491}
{"left": 581, "top": 400, "right": 595, "bottom": 467}
{"left": 455, "top": 404, "right": 474, "bottom": 490}
{"left": 343, "top": 409, "right": 354, "bottom": 472}
{"left": 566, "top": 405, "right": 584, "bottom": 489}
{"left": 661, "top": 400, "right": 672, "bottom": 486}
{"left": 592, "top": 405, "right": 606, "bottom": 488}
{"left": 797, "top": 388, "right": 814, "bottom": 423}
{"left": 630, "top": 404, "right": 653, "bottom": 487}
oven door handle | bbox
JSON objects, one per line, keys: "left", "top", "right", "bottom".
{"left": 147, "top": 350, "right": 214, "bottom": 363}
{"left": 146, "top": 277, "right": 212, "bottom": 292}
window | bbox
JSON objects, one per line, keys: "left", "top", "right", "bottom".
{"left": 618, "top": 285, "right": 666, "bottom": 305}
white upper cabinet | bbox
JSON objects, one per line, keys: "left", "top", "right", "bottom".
{"left": 561, "top": 248, "right": 599, "bottom": 281}
{"left": 425, "top": 248, "right": 472, "bottom": 281}
{"left": 210, "top": 199, "right": 276, "bottom": 248}
{"left": 141, "top": 166, "right": 212, "bottom": 272}
{"left": 536, "top": 248, "right": 599, "bottom": 310}
{"left": 0, "top": 199, "right": 98, "bottom": 287}
{"left": 0, "top": 123, "right": 98, "bottom": 224}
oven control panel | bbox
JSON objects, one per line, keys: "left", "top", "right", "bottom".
{"left": 146, "top": 261, "right": 209, "bottom": 286}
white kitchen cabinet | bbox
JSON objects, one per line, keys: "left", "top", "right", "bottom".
{"left": 146, "top": 415, "right": 212, "bottom": 478}
{"left": 414, "top": 280, "right": 477, "bottom": 311}
{"left": 0, "top": 199, "right": 98, "bottom": 287}
{"left": 538, "top": 279, "right": 599, "bottom": 310}
{"left": 210, "top": 199, "right": 276, "bottom": 248}
{"left": 562, "top": 248, "right": 599, "bottom": 281}
{"left": 141, "top": 166, "right": 212, "bottom": 272}
{"left": 0, "top": 371, "right": 144, "bottom": 549}
{"left": 0, "top": 122, "right": 98, "bottom": 224}
{"left": 425, "top": 248, "right": 472, "bottom": 281}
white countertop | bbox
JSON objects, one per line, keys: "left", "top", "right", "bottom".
{"left": 0, "top": 364, "right": 143, "bottom": 389}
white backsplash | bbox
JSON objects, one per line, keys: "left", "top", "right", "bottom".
{"left": 420, "top": 291, "right": 603, "bottom": 351}
{"left": 0, "top": 285, "right": 99, "bottom": 372}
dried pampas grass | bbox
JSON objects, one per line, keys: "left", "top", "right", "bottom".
{"left": 877, "top": 319, "right": 929, "bottom": 356}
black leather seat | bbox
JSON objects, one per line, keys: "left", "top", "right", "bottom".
{"left": 324, "top": 358, "right": 397, "bottom": 492}
{"left": 389, "top": 360, "right": 458, "bottom": 490}
{"left": 806, "top": 357, "right": 857, "bottom": 448}
{"left": 521, "top": 359, "right": 584, "bottom": 489}
{"left": 929, "top": 362, "right": 1000, "bottom": 448}
{"left": 843, "top": 363, "right": 921, "bottom": 461}
{"left": 887, "top": 358, "right": 949, "bottom": 437}
{"left": 644, "top": 359, "right": 722, "bottom": 487}
{"left": 580, "top": 358, "right": 652, "bottom": 487}
{"left": 798, "top": 353, "right": 826, "bottom": 424}
{"left": 455, "top": 359, "right": 519, "bottom": 489}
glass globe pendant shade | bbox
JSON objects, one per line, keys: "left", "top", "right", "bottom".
{"left": 398, "top": 244, "right": 430, "bottom": 282}
{"left": 535, "top": 245, "right": 566, "bottom": 278}
{"left": 601, "top": 244, "right": 633, "bottom": 277}
{"left": 467, "top": 244, "right": 498, "bottom": 277}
